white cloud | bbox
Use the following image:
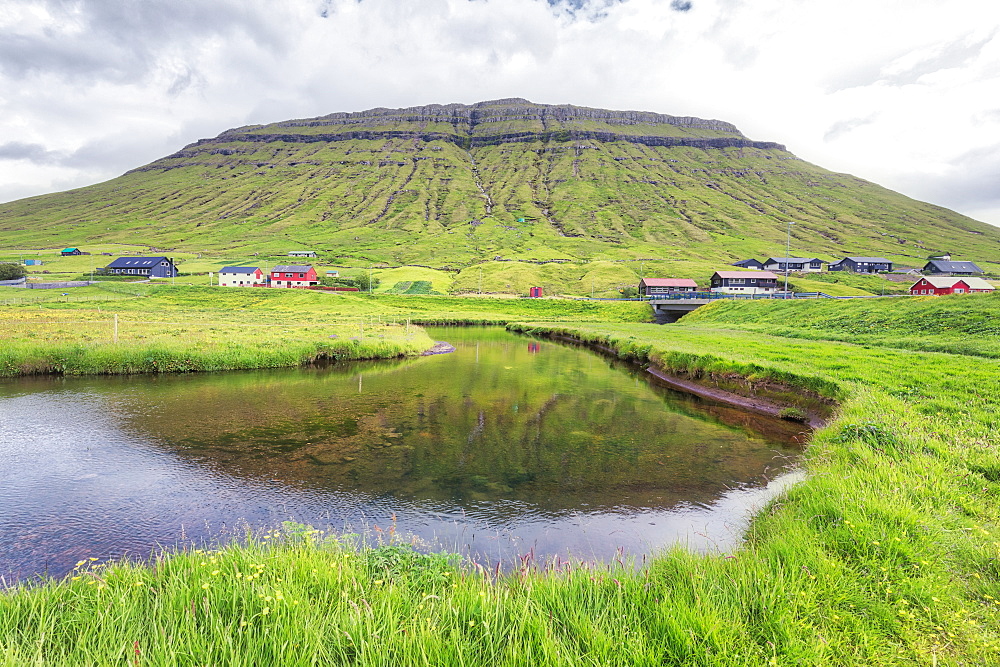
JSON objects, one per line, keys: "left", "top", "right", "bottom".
{"left": 1, "top": 0, "right": 1000, "bottom": 228}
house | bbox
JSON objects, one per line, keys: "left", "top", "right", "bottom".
{"left": 219, "top": 266, "right": 266, "bottom": 287}
{"left": 923, "top": 260, "right": 984, "bottom": 276}
{"left": 61, "top": 248, "right": 83, "bottom": 256}
{"left": 287, "top": 251, "right": 318, "bottom": 258}
{"left": 710, "top": 271, "right": 779, "bottom": 295}
{"left": 270, "top": 265, "right": 318, "bottom": 288}
{"left": 103, "top": 256, "right": 178, "bottom": 278}
{"left": 326, "top": 270, "right": 340, "bottom": 278}
{"left": 828, "top": 257, "right": 893, "bottom": 273}
{"left": 762, "top": 257, "right": 825, "bottom": 273}
{"left": 639, "top": 278, "right": 699, "bottom": 296}
{"left": 732, "top": 259, "right": 764, "bottom": 270}
{"left": 909, "top": 277, "right": 994, "bottom": 295}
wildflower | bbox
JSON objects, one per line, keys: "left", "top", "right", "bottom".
{"left": 71, "top": 576, "right": 81, "bottom": 581}
{"left": 262, "top": 607, "right": 271, "bottom": 616}
{"left": 202, "top": 583, "right": 210, "bottom": 590}
{"left": 211, "top": 570, "right": 220, "bottom": 576}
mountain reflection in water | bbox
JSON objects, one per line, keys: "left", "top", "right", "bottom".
{"left": 0, "top": 327, "right": 806, "bottom": 583}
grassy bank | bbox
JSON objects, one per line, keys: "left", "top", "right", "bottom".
{"left": 683, "top": 292, "right": 1000, "bottom": 357}
{"left": 3, "top": 297, "right": 1000, "bottom": 664}
{"left": 0, "top": 286, "right": 650, "bottom": 376}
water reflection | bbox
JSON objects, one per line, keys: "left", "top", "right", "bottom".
{"left": 0, "top": 327, "right": 806, "bottom": 583}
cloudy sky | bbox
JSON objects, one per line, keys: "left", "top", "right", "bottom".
{"left": 3, "top": 0, "right": 1000, "bottom": 226}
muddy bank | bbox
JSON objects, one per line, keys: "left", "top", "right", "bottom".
{"left": 541, "top": 332, "right": 830, "bottom": 430}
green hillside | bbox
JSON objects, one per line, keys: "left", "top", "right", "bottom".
{"left": 2, "top": 98, "right": 998, "bottom": 274}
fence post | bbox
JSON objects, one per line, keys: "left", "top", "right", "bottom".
{"left": 114, "top": 313, "right": 119, "bottom": 343}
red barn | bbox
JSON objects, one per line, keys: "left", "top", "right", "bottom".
{"left": 909, "top": 276, "right": 995, "bottom": 295}
{"left": 270, "top": 265, "right": 319, "bottom": 288}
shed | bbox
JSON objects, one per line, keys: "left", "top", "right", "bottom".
{"left": 61, "top": 248, "right": 83, "bottom": 256}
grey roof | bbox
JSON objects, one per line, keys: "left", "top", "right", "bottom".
{"left": 764, "top": 257, "right": 824, "bottom": 263}
{"left": 925, "top": 260, "right": 983, "bottom": 273}
{"left": 220, "top": 266, "right": 261, "bottom": 274}
{"left": 732, "top": 259, "right": 762, "bottom": 267}
{"left": 837, "top": 256, "right": 892, "bottom": 263}
{"left": 271, "top": 265, "right": 313, "bottom": 273}
{"left": 106, "top": 256, "right": 170, "bottom": 268}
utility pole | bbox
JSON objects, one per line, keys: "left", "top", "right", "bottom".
{"left": 784, "top": 221, "right": 794, "bottom": 295}
{"left": 479, "top": 266, "right": 482, "bottom": 294}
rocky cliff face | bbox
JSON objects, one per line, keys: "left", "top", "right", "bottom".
{"left": 168, "top": 99, "right": 783, "bottom": 156}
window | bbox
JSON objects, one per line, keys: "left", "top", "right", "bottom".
{"left": 730, "top": 279, "right": 744, "bottom": 285}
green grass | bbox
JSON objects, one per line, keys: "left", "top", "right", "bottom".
{"left": 682, "top": 292, "right": 1000, "bottom": 357}
{"left": 0, "top": 286, "right": 651, "bottom": 376}
{"left": 4, "top": 289, "right": 1000, "bottom": 664}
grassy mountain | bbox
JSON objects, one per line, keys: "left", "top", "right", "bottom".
{"left": 2, "top": 98, "right": 998, "bottom": 273}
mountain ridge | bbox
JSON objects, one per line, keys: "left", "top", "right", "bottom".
{"left": 2, "top": 98, "right": 997, "bottom": 272}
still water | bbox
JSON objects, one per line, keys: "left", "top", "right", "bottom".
{"left": 0, "top": 327, "right": 806, "bottom": 582}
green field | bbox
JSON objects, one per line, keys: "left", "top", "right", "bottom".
{"left": 2, "top": 290, "right": 1000, "bottom": 664}
{"left": 0, "top": 285, "right": 651, "bottom": 376}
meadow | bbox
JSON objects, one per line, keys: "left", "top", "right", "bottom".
{"left": 0, "top": 285, "right": 651, "bottom": 377}
{"left": 2, "top": 289, "right": 1000, "bottom": 664}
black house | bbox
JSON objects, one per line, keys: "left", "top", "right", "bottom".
{"left": 923, "top": 260, "right": 984, "bottom": 276}
{"left": 828, "top": 257, "right": 893, "bottom": 273}
{"left": 103, "top": 256, "right": 179, "bottom": 278}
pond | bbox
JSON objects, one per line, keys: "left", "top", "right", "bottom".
{"left": 0, "top": 327, "right": 807, "bottom": 583}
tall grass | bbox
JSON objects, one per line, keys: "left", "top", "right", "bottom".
{"left": 4, "top": 297, "right": 1000, "bottom": 664}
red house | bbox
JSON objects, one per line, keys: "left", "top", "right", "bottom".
{"left": 270, "top": 264, "right": 319, "bottom": 288}
{"left": 909, "top": 277, "right": 995, "bottom": 295}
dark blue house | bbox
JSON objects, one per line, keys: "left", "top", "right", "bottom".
{"left": 923, "top": 260, "right": 983, "bottom": 276}
{"left": 103, "top": 256, "right": 178, "bottom": 278}
{"left": 732, "top": 259, "right": 764, "bottom": 270}
{"left": 828, "top": 257, "right": 893, "bottom": 273}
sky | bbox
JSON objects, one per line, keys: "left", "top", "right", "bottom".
{"left": 2, "top": 0, "right": 1000, "bottom": 226}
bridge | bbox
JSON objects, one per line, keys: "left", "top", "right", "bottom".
{"left": 647, "top": 291, "right": 850, "bottom": 322}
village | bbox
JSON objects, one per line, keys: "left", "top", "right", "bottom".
{"left": 32, "top": 248, "right": 994, "bottom": 300}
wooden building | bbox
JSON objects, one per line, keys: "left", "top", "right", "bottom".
{"left": 922, "top": 260, "right": 984, "bottom": 276}
{"left": 639, "top": 278, "right": 699, "bottom": 296}
{"left": 710, "top": 271, "right": 779, "bottom": 295}
{"left": 219, "top": 266, "right": 265, "bottom": 287}
{"left": 909, "top": 277, "right": 994, "bottom": 295}
{"left": 270, "top": 265, "right": 319, "bottom": 288}
{"left": 731, "top": 259, "right": 764, "bottom": 270}
{"left": 762, "top": 257, "right": 825, "bottom": 273}
{"left": 103, "top": 256, "right": 178, "bottom": 278}
{"left": 828, "top": 257, "right": 893, "bottom": 273}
